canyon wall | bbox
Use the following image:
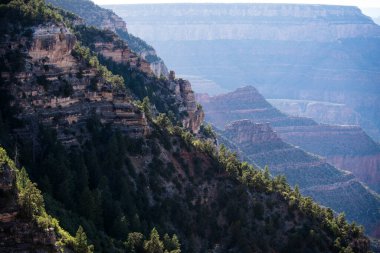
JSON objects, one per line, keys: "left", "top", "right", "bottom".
{"left": 107, "top": 4, "right": 380, "bottom": 42}
{"left": 221, "top": 120, "right": 380, "bottom": 237}
{"left": 108, "top": 3, "right": 380, "bottom": 141}
{"left": 199, "top": 86, "right": 380, "bottom": 236}
{"left": 276, "top": 124, "right": 380, "bottom": 193}
{"left": 198, "top": 86, "right": 380, "bottom": 195}
{"left": 13, "top": 25, "right": 151, "bottom": 146}
{"left": 46, "top": 0, "right": 169, "bottom": 78}
{"left": 268, "top": 99, "right": 361, "bottom": 126}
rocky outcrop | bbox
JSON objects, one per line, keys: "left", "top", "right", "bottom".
{"left": 200, "top": 87, "right": 380, "bottom": 236}
{"left": 77, "top": 27, "right": 203, "bottom": 133}
{"left": 1, "top": 24, "right": 149, "bottom": 147}
{"left": 46, "top": 0, "right": 169, "bottom": 78}
{"left": 199, "top": 86, "right": 380, "bottom": 194}
{"left": 94, "top": 41, "right": 153, "bottom": 75}
{"left": 224, "top": 121, "right": 280, "bottom": 144}
{"left": 29, "top": 25, "right": 77, "bottom": 71}
{"left": 197, "top": 86, "right": 316, "bottom": 129}
{"left": 275, "top": 124, "right": 380, "bottom": 193}
{"left": 222, "top": 120, "right": 380, "bottom": 237}
{"left": 170, "top": 73, "right": 204, "bottom": 133}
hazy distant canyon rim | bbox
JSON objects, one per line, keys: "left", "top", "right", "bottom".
{"left": 107, "top": 3, "right": 380, "bottom": 142}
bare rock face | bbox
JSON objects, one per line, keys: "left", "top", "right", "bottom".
{"left": 327, "top": 154, "right": 380, "bottom": 193}
{"left": 275, "top": 124, "right": 380, "bottom": 193}
{"left": 30, "top": 24, "right": 77, "bottom": 70}
{"left": 221, "top": 119, "right": 380, "bottom": 237}
{"left": 200, "top": 86, "right": 380, "bottom": 195}
{"left": 46, "top": 0, "right": 170, "bottom": 78}
{"left": 2, "top": 24, "right": 149, "bottom": 147}
{"left": 170, "top": 75, "right": 204, "bottom": 133}
{"left": 197, "top": 86, "right": 315, "bottom": 130}
{"left": 99, "top": 13, "right": 128, "bottom": 33}
{"left": 225, "top": 120, "right": 280, "bottom": 144}
{"left": 149, "top": 59, "right": 169, "bottom": 78}
{"left": 94, "top": 41, "right": 153, "bottom": 75}
{"left": 201, "top": 87, "right": 380, "bottom": 237}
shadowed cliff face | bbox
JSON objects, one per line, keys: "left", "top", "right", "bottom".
{"left": 108, "top": 3, "right": 380, "bottom": 141}
{"left": 198, "top": 86, "right": 380, "bottom": 195}
{"left": 221, "top": 120, "right": 380, "bottom": 238}
{"left": 1, "top": 24, "right": 151, "bottom": 147}
{"left": 198, "top": 87, "right": 380, "bottom": 237}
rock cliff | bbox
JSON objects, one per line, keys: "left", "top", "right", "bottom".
{"left": 274, "top": 122, "right": 380, "bottom": 194}
{"left": 198, "top": 86, "right": 380, "bottom": 194}
{"left": 108, "top": 4, "right": 380, "bottom": 42}
{"left": 46, "top": 0, "right": 169, "bottom": 78}
{"left": 2, "top": 24, "right": 150, "bottom": 147}
{"left": 110, "top": 3, "right": 380, "bottom": 141}
{"left": 268, "top": 99, "right": 361, "bottom": 126}
{"left": 196, "top": 86, "right": 316, "bottom": 129}
{"left": 0, "top": 1, "right": 373, "bottom": 252}
{"left": 222, "top": 120, "right": 380, "bottom": 237}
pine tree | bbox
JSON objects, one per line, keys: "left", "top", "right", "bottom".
{"left": 125, "top": 232, "right": 144, "bottom": 253}
{"left": 74, "top": 226, "right": 94, "bottom": 253}
{"left": 144, "top": 228, "right": 164, "bottom": 253}
{"left": 16, "top": 168, "right": 45, "bottom": 219}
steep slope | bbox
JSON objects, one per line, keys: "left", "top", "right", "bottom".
{"left": 198, "top": 87, "right": 380, "bottom": 237}
{"left": 0, "top": 146, "right": 93, "bottom": 253}
{"left": 0, "top": 1, "right": 372, "bottom": 253}
{"left": 46, "top": 0, "right": 169, "bottom": 77}
{"left": 221, "top": 120, "right": 380, "bottom": 237}
{"left": 276, "top": 124, "right": 380, "bottom": 193}
{"left": 0, "top": 149, "right": 57, "bottom": 253}
{"left": 197, "top": 86, "right": 380, "bottom": 194}
{"left": 108, "top": 3, "right": 380, "bottom": 141}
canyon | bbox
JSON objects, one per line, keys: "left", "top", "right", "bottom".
{"left": 198, "top": 86, "right": 380, "bottom": 237}
{"left": 0, "top": 0, "right": 375, "bottom": 252}
{"left": 46, "top": 0, "right": 169, "bottom": 78}
{"left": 107, "top": 3, "right": 380, "bottom": 142}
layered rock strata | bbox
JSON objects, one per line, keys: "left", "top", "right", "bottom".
{"left": 46, "top": 0, "right": 169, "bottom": 78}
{"left": 2, "top": 24, "right": 149, "bottom": 147}
{"left": 110, "top": 3, "right": 380, "bottom": 141}
{"left": 198, "top": 86, "right": 380, "bottom": 194}
{"left": 222, "top": 120, "right": 380, "bottom": 237}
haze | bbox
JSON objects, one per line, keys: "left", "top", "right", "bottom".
{"left": 93, "top": 0, "right": 380, "bottom": 8}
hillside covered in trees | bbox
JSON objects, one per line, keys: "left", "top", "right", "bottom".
{"left": 0, "top": 0, "right": 373, "bottom": 252}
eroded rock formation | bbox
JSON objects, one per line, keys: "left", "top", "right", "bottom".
{"left": 46, "top": 0, "right": 169, "bottom": 78}
{"left": 111, "top": 3, "right": 380, "bottom": 141}
{"left": 198, "top": 86, "right": 380, "bottom": 194}
{"left": 2, "top": 24, "right": 150, "bottom": 147}
{"left": 221, "top": 120, "right": 380, "bottom": 237}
